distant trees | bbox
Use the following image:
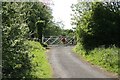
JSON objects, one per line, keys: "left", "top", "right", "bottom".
{"left": 43, "top": 21, "right": 63, "bottom": 37}
{"left": 25, "top": 2, "right": 53, "bottom": 41}
{"left": 25, "top": 2, "right": 64, "bottom": 41}
{"left": 71, "top": 2, "right": 120, "bottom": 50}
{"left": 62, "top": 29, "right": 74, "bottom": 37}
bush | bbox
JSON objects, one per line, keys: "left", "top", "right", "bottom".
{"left": 72, "top": 2, "right": 120, "bottom": 50}
{"left": 2, "top": 2, "right": 52, "bottom": 78}
{"left": 2, "top": 2, "right": 31, "bottom": 78}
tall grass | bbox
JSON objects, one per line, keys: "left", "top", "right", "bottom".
{"left": 74, "top": 43, "right": 119, "bottom": 73}
{"left": 25, "top": 41, "right": 52, "bottom": 78}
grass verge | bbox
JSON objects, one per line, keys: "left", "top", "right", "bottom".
{"left": 25, "top": 40, "right": 52, "bottom": 78}
{"left": 73, "top": 43, "right": 119, "bottom": 74}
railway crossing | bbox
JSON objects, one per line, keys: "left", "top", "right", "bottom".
{"left": 43, "top": 36, "right": 76, "bottom": 45}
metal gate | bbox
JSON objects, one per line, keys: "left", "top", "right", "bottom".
{"left": 43, "top": 36, "right": 76, "bottom": 45}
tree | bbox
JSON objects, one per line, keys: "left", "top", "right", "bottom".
{"left": 36, "top": 20, "right": 45, "bottom": 43}
{"left": 71, "top": 2, "right": 120, "bottom": 50}
{"left": 43, "top": 21, "right": 63, "bottom": 37}
{"left": 26, "top": 2, "right": 53, "bottom": 40}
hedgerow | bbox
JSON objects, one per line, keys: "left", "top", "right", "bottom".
{"left": 2, "top": 2, "right": 52, "bottom": 78}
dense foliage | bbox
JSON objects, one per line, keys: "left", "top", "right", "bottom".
{"left": 2, "top": 2, "right": 54, "bottom": 78}
{"left": 72, "top": 2, "right": 120, "bottom": 73}
{"left": 26, "top": 2, "right": 53, "bottom": 40}
{"left": 2, "top": 2, "right": 30, "bottom": 78}
{"left": 72, "top": 2, "right": 120, "bottom": 50}
{"left": 43, "top": 21, "right": 63, "bottom": 37}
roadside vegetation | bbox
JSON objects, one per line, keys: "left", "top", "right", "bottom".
{"left": 2, "top": 1, "right": 58, "bottom": 78}
{"left": 25, "top": 41, "right": 52, "bottom": 78}
{"left": 71, "top": 2, "right": 120, "bottom": 74}
{"left": 74, "top": 43, "right": 119, "bottom": 73}
{"left": 2, "top": 1, "right": 120, "bottom": 78}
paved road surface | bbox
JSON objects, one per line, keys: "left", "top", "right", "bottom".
{"left": 47, "top": 45, "right": 117, "bottom": 78}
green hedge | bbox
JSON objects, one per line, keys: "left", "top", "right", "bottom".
{"left": 2, "top": 2, "right": 53, "bottom": 78}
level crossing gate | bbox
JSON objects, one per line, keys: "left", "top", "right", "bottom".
{"left": 43, "top": 36, "right": 76, "bottom": 45}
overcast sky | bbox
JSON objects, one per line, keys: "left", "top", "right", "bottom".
{"left": 40, "top": 0, "right": 77, "bottom": 29}
{"left": 49, "top": 0, "right": 77, "bottom": 29}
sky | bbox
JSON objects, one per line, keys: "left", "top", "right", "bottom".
{"left": 51, "top": 0, "right": 77, "bottom": 29}
{"left": 47, "top": 0, "right": 78, "bottom": 29}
